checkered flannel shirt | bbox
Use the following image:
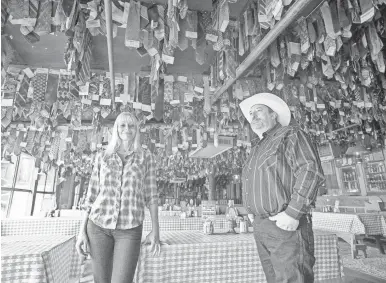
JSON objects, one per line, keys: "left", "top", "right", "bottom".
{"left": 84, "top": 149, "right": 158, "bottom": 229}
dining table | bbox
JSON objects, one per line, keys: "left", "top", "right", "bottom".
{"left": 134, "top": 230, "right": 344, "bottom": 283}
{"left": 312, "top": 212, "right": 386, "bottom": 255}
{"left": 1, "top": 235, "right": 81, "bottom": 283}
{"left": 1, "top": 215, "right": 241, "bottom": 236}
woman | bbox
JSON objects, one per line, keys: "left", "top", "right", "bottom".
{"left": 76, "top": 112, "right": 160, "bottom": 283}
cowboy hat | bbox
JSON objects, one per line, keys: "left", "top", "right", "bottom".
{"left": 239, "top": 93, "right": 291, "bottom": 126}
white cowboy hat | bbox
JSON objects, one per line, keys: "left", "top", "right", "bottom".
{"left": 239, "top": 93, "right": 291, "bottom": 126}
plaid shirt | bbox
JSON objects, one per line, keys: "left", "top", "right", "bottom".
{"left": 84, "top": 149, "right": 158, "bottom": 230}
{"left": 242, "top": 123, "right": 325, "bottom": 220}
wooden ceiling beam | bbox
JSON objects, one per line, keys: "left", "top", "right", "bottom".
{"left": 104, "top": 0, "right": 116, "bottom": 110}
{"left": 210, "top": 0, "right": 324, "bottom": 105}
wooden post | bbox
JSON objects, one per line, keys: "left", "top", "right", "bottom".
{"left": 208, "top": 166, "right": 217, "bottom": 201}
{"left": 211, "top": 0, "right": 323, "bottom": 104}
{"left": 103, "top": 0, "right": 116, "bottom": 110}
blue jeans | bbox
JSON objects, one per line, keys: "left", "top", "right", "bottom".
{"left": 253, "top": 215, "right": 315, "bottom": 283}
{"left": 87, "top": 220, "right": 143, "bottom": 283}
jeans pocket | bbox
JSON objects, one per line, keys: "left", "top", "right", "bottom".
{"left": 87, "top": 220, "right": 109, "bottom": 237}
{"left": 267, "top": 219, "right": 298, "bottom": 240}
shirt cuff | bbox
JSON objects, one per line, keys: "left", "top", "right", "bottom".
{"left": 146, "top": 196, "right": 159, "bottom": 208}
{"left": 285, "top": 195, "right": 310, "bottom": 220}
{"left": 82, "top": 202, "right": 92, "bottom": 213}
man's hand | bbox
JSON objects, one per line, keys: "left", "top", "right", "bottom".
{"left": 269, "top": 211, "right": 299, "bottom": 231}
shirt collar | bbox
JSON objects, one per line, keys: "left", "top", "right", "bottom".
{"left": 113, "top": 150, "right": 135, "bottom": 160}
{"left": 264, "top": 123, "right": 282, "bottom": 138}
{"left": 256, "top": 123, "right": 282, "bottom": 141}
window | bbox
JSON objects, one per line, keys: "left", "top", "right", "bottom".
{"left": 8, "top": 191, "right": 32, "bottom": 218}
{"left": 1, "top": 161, "right": 16, "bottom": 188}
{"left": 1, "top": 153, "right": 57, "bottom": 218}
{"left": 1, "top": 190, "right": 12, "bottom": 219}
{"left": 14, "top": 154, "right": 35, "bottom": 190}
{"left": 32, "top": 193, "right": 55, "bottom": 217}
{"left": 32, "top": 168, "right": 57, "bottom": 216}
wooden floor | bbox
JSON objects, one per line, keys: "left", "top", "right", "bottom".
{"left": 344, "top": 267, "right": 386, "bottom": 283}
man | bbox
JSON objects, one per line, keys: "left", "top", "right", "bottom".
{"left": 239, "top": 93, "right": 325, "bottom": 283}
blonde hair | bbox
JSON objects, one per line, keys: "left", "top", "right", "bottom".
{"left": 104, "top": 112, "right": 143, "bottom": 158}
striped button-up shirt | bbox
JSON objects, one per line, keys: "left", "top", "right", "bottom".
{"left": 84, "top": 149, "right": 158, "bottom": 230}
{"left": 242, "top": 123, "right": 325, "bottom": 220}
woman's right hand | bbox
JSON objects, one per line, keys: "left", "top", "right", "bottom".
{"left": 75, "top": 231, "right": 90, "bottom": 258}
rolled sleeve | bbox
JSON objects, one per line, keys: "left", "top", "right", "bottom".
{"left": 83, "top": 152, "right": 102, "bottom": 213}
{"left": 285, "top": 130, "right": 325, "bottom": 220}
{"left": 144, "top": 151, "right": 158, "bottom": 208}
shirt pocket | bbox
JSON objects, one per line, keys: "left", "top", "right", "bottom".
{"left": 257, "top": 139, "right": 281, "bottom": 170}
{"left": 129, "top": 161, "right": 146, "bottom": 188}
{"left": 100, "top": 159, "right": 120, "bottom": 185}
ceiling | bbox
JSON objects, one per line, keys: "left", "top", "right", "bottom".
{"left": 5, "top": 0, "right": 249, "bottom": 75}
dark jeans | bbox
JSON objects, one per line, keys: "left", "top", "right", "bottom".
{"left": 253, "top": 215, "right": 315, "bottom": 283}
{"left": 87, "top": 220, "right": 143, "bottom": 283}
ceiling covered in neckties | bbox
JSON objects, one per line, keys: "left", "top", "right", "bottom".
{"left": 5, "top": 0, "right": 250, "bottom": 74}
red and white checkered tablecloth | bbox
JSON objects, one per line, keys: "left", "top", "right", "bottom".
{"left": 143, "top": 216, "right": 241, "bottom": 232}
{"left": 312, "top": 212, "right": 386, "bottom": 236}
{"left": 1, "top": 218, "right": 83, "bottom": 236}
{"left": 134, "top": 231, "right": 344, "bottom": 283}
{"left": 1, "top": 235, "right": 82, "bottom": 283}
{"left": 357, "top": 214, "right": 386, "bottom": 236}
{"left": 1, "top": 216, "right": 243, "bottom": 238}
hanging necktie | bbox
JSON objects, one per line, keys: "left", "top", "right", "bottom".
{"left": 34, "top": 0, "right": 52, "bottom": 35}
{"left": 32, "top": 68, "right": 48, "bottom": 103}
{"left": 8, "top": 0, "right": 23, "bottom": 20}
{"left": 45, "top": 69, "right": 59, "bottom": 107}
{"left": 1, "top": 107, "right": 13, "bottom": 129}
{"left": 203, "top": 75, "right": 211, "bottom": 115}
{"left": 296, "top": 17, "right": 310, "bottom": 54}
{"left": 25, "top": 128, "right": 36, "bottom": 154}
{"left": 178, "top": 14, "right": 189, "bottom": 51}
{"left": 196, "top": 11, "right": 207, "bottom": 65}
{"left": 1, "top": 0, "right": 10, "bottom": 32}
{"left": 269, "top": 40, "right": 281, "bottom": 68}
{"left": 125, "top": 0, "right": 141, "bottom": 48}
{"left": 164, "top": 76, "right": 174, "bottom": 102}
{"left": 186, "top": 10, "right": 198, "bottom": 49}
{"left": 100, "top": 77, "right": 111, "bottom": 119}
{"left": 154, "top": 78, "right": 164, "bottom": 121}
{"left": 141, "top": 77, "right": 152, "bottom": 113}
{"left": 225, "top": 45, "right": 237, "bottom": 80}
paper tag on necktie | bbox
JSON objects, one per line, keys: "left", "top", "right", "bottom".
{"left": 133, "top": 102, "right": 142, "bottom": 109}
{"left": 1, "top": 99, "right": 13, "bottom": 106}
{"left": 162, "top": 54, "right": 175, "bottom": 64}
{"left": 100, "top": 99, "right": 112, "bottom": 106}
{"left": 142, "top": 104, "right": 152, "bottom": 112}
{"left": 360, "top": 7, "right": 375, "bottom": 23}
{"left": 23, "top": 68, "right": 35, "bottom": 78}
{"left": 164, "top": 75, "right": 175, "bottom": 82}
{"left": 206, "top": 34, "right": 218, "bottom": 42}
{"left": 177, "top": 76, "right": 188, "bottom": 82}
{"left": 185, "top": 93, "right": 193, "bottom": 102}
{"left": 147, "top": 48, "right": 158, "bottom": 57}
{"left": 86, "top": 19, "right": 101, "bottom": 28}
{"left": 194, "top": 86, "right": 204, "bottom": 93}
{"left": 317, "top": 104, "right": 325, "bottom": 109}
{"left": 81, "top": 98, "right": 92, "bottom": 105}
{"left": 79, "top": 83, "right": 89, "bottom": 96}
{"left": 186, "top": 31, "right": 198, "bottom": 38}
